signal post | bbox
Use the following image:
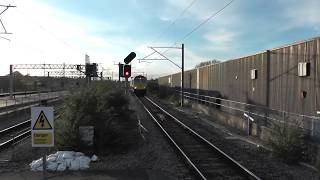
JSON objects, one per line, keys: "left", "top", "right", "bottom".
{"left": 119, "top": 52, "right": 136, "bottom": 93}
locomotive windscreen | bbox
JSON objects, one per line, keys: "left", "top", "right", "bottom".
{"left": 134, "top": 76, "right": 146, "bottom": 84}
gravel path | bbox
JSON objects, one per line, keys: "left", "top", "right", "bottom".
{"left": 89, "top": 94, "right": 194, "bottom": 179}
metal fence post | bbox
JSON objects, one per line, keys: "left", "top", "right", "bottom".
{"left": 311, "top": 117, "right": 314, "bottom": 137}
{"left": 5, "top": 100, "right": 8, "bottom": 115}
{"left": 247, "top": 112, "right": 250, "bottom": 136}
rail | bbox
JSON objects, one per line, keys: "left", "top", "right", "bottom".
{"left": 0, "top": 108, "right": 61, "bottom": 151}
{"left": 139, "top": 96, "right": 260, "bottom": 179}
{"left": 0, "top": 120, "right": 31, "bottom": 150}
{"left": 0, "top": 120, "right": 30, "bottom": 135}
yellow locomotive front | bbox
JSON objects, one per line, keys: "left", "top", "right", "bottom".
{"left": 133, "top": 75, "right": 147, "bottom": 96}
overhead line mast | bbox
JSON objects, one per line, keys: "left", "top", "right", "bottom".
{"left": 139, "top": 0, "right": 236, "bottom": 107}
{"left": 0, "top": 4, "right": 16, "bottom": 41}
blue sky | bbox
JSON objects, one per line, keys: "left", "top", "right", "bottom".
{"left": 0, "top": 0, "right": 319, "bottom": 78}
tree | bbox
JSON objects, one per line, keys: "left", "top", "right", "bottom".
{"left": 195, "top": 59, "right": 220, "bottom": 68}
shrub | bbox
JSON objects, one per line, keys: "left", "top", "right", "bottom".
{"left": 147, "top": 79, "right": 159, "bottom": 94}
{"left": 157, "top": 85, "right": 177, "bottom": 99}
{"left": 168, "top": 93, "right": 181, "bottom": 107}
{"left": 268, "top": 117, "right": 308, "bottom": 164}
{"left": 55, "top": 81, "right": 130, "bottom": 151}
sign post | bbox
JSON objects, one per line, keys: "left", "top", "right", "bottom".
{"left": 31, "top": 107, "right": 54, "bottom": 180}
{"left": 123, "top": 52, "right": 135, "bottom": 94}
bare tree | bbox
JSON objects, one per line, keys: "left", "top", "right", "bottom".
{"left": 195, "top": 59, "right": 220, "bottom": 68}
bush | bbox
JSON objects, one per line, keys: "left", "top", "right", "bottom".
{"left": 158, "top": 85, "right": 177, "bottom": 99}
{"left": 55, "top": 81, "right": 130, "bottom": 151}
{"left": 268, "top": 118, "right": 308, "bottom": 164}
{"left": 147, "top": 79, "right": 159, "bottom": 94}
{"left": 168, "top": 93, "right": 181, "bottom": 107}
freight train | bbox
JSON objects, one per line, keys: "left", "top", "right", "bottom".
{"left": 131, "top": 75, "right": 147, "bottom": 96}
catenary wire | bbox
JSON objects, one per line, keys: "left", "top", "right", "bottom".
{"left": 152, "top": 0, "right": 198, "bottom": 45}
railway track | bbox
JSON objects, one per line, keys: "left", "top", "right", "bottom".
{"left": 0, "top": 106, "right": 62, "bottom": 151}
{"left": 0, "top": 120, "right": 31, "bottom": 150}
{"left": 139, "top": 96, "right": 261, "bottom": 180}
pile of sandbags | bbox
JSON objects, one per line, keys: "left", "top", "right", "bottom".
{"left": 30, "top": 151, "right": 98, "bottom": 171}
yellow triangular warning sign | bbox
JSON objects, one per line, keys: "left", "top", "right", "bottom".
{"left": 33, "top": 111, "right": 52, "bottom": 130}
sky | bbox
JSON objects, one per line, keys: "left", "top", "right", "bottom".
{"left": 0, "top": 0, "right": 319, "bottom": 79}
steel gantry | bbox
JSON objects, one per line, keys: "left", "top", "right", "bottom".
{"left": 9, "top": 63, "right": 86, "bottom": 98}
{"left": 11, "top": 64, "right": 81, "bottom": 70}
{"left": 46, "top": 71, "right": 85, "bottom": 78}
{"left": 0, "top": 4, "right": 16, "bottom": 41}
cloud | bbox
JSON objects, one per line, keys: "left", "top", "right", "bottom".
{"left": 159, "top": 16, "right": 172, "bottom": 22}
{"left": 0, "top": 0, "right": 317, "bottom": 79}
{"left": 204, "top": 29, "right": 235, "bottom": 43}
{"left": 281, "top": 0, "right": 320, "bottom": 32}
{"left": 165, "top": 0, "right": 238, "bottom": 23}
{"left": 0, "top": 0, "right": 138, "bottom": 76}
{"left": 203, "top": 28, "right": 236, "bottom": 52}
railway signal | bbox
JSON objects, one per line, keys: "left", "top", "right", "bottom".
{"left": 124, "top": 65, "right": 131, "bottom": 78}
{"left": 85, "top": 63, "right": 98, "bottom": 77}
{"left": 119, "top": 63, "right": 124, "bottom": 77}
{"left": 124, "top": 52, "right": 136, "bottom": 64}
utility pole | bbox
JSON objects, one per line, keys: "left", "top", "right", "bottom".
{"left": 9, "top": 65, "right": 13, "bottom": 99}
{"left": 0, "top": 4, "right": 16, "bottom": 41}
{"left": 118, "top": 63, "right": 121, "bottom": 82}
{"left": 2, "top": 4, "right": 16, "bottom": 98}
{"left": 181, "top": 44, "right": 184, "bottom": 106}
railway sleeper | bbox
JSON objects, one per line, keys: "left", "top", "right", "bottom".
{"left": 204, "top": 169, "right": 246, "bottom": 180}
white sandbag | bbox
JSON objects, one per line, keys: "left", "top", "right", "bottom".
{"left": 46, "top": 162, "right": 58, "bottom": 171}
{"left": 69, "top": 159, "right": 80, "bottom": 171}
{"left": 65, "top": 158, "right": 73, "bottom": 168}
{"left": 47, "top": 153, "right": 57, "bottom": 158}
{"left": 62, "top": 151, "right": 75, "bottom": 159}
{"left": 53, "top": 151, "right": 63, "bottom": 157}
{"left": 77, "top": 156, "right": 91, "bottom": 170}
{"left": 30, "top": 158, "right": 43, "bottom": 170}
{"left": 35, "top": 166, "right": 43, "bottom": 171}
{"left": 57, "top": 162, "right": 67, "bottom": 171}
{"left": 30, "top": 151, "right": 92, "bottom": 172}
{"left": 91, "top": 154, "right": 98, "bottom": 162}
{"left": 55, "top": 154, "right": 64, "bottom": 163}
{"left": 75, "top": 152, "right": 84, "bottom": 157}
{"left": 46, "top": 154, "right": 57, "bottom": 162}
{"left": 78, "top": 156, "right": 90, "bottom": 164}
{"left": 55, "top": 151, "right": 73, "bottom": 155}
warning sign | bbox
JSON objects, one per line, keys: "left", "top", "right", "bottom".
{"left": 33, "top": 111, "right": 53, "bottom": 130}
{"left": 31, "top": 107, "right": 54, "bottom": 147}
{"left": 33, "top": 133, "right": 53, "bottom": 145}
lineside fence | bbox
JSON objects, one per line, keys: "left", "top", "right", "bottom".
{"left": 173, "top": 88, "right": 320, "bottom": 140}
